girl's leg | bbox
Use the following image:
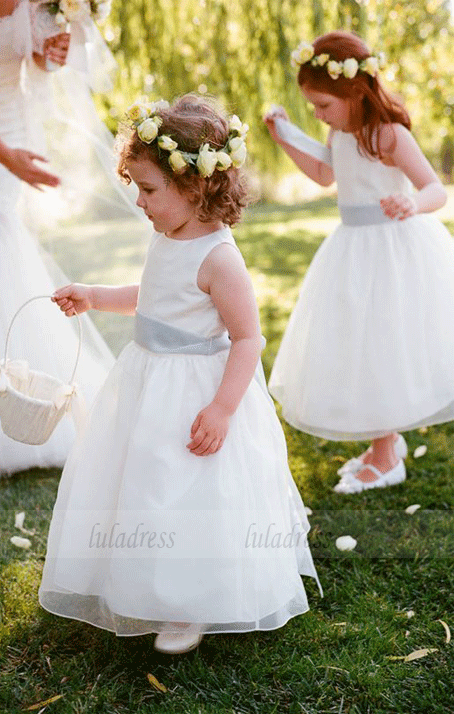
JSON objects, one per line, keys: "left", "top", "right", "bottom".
{"left": 353, "top": 433, "right": 399, "bottom": 483}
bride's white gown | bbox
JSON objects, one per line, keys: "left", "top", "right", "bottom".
{"left": 0, "top": 3, "right": 115, "bottom": 475}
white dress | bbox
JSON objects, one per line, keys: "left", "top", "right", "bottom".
{"left": 39, "top": 227, "right": 321, "bottom": 636}
{"left": 0, "top": 3, "right": 114, "bottom": 474}
{"left": 269, "top": 130, "right": 454, "bottom": 440}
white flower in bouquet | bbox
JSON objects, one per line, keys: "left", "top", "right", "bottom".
{"left": 59, "top": 0, "right": 91, "bottom": 21}
{"left": 91, "top": 0, "right": 112, "bottom": 21}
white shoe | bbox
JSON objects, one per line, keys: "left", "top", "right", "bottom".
{"left": 337, "top": 434, "right": 407, "bottom": 476}
{"left": 334, "top": 459, "right": 406, "bottom": 494}
{"left": 154, "top": 623, "right": 204, "bottom": 654}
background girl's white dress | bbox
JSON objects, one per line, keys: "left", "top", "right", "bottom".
{"left": 39, "top": 227, "right": 321, "bottom": 635}
{"left": 269, "top": 130, "right": 454, "bottom": 440}
{"left": 0, "top": 3, "right": 115, "bottom": 474}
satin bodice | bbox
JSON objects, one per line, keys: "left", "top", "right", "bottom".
{"left": 331, "top": 130, "right": 411, "bottom": 206}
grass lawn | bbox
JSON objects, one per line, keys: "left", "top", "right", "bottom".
{"left": 1, "top": 195, "right": 454, "bottom": 714}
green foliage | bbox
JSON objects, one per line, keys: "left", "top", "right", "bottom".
{"left": 96, "top": 0, "right": 454, "bottom": 177}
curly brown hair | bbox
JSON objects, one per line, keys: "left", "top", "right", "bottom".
{"left": 116, "top": 94, "right": 251, "bottom": 226}
{"left": 297, "top": 32, "right": 411, "bottom": 159}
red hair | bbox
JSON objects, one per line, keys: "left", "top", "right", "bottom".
{"left": 297, "top": 31, "right": 411, "bottom": 159}
{"left": 116, "top": 94, "right": 250, "bottom": 226}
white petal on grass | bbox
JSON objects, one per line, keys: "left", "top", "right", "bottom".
{"left": 14, "top": 512, "right": 25, "bottom": 529}
{"left": 404, "top": 648, "right": 438, "bottom": 662}
{"left": 437, "top": 619, "right": 451, "bottom": 644}
{"left": 335, "top": 535, "right": 357, "bottom": 551}
{"left": 406, "top": 610, "right": 415, "bottom": 618}
{"left": 405, "top": 504, "right": 421, "bottom": 515}
{"left": 14, "top": 511, "right": 35, "bottom": 535}
{"left": 413, "top": 445, "right": 427, "bottom": 458}
{"left": 10, "top": 536, "right": 31, "bottom": 549}
{"left": 305, "top": 506, "right": 313, "bottom": 515}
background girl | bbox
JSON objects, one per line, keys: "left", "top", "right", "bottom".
{"left": 264, "top": 31, "right": 454, "bottom": 494}
{"left": 39, "top": 94, "right": 321, "bottom": 654}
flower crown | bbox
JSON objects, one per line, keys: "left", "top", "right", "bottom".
{"left": 291, "top": 40, "right": 386, "bottom": 80}
{"left": 126, "top": 100, "right": 249, "bottom": 177}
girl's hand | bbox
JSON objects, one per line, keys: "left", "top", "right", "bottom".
{"left": 187, "top": 401, "right": 230, "bottom": 456}
{"left": 3, "top": 147, "right": 59, "bottom": 188}
{"left": 52, "top": 284, "right": 94, "bottom": 316}
{"left": 263, "top": 105, "right": 290, "bottom": 144}
{"left": 380, "top": 193, "right": 417, "bottom": 220}
{"left": 43, "top": 32, "right": 71, "bottom": 66}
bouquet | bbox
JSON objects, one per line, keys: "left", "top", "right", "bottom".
{"left": 32, "top": 1, "right": 112, "bottom": 26}
{"left": 30, "top": 0, "right": 112, "bottom": 69}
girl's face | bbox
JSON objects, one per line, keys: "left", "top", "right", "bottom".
{"left": 127, "top": 159, "right": 200, "bottom": 240}
{"left": 301, "top": 86, "right": 352, "bottom": 131}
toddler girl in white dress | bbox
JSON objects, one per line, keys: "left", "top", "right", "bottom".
{"left": 39, "top": 94, "right": 321, "bottom": 654}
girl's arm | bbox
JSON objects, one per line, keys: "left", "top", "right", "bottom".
{"left": 52, "top": 284, "right": 140, "bottom": 316}
{"left": 187, "top": 244, "right": 263, "bottom": 457}
{"left": 380, "top": 124, "right": 447, "bottom": 219}
{"left": 264, "top": 107, "right": 335, "bottom": 187}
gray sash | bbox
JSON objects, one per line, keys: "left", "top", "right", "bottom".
{"left": 135, "top": 312, "right": 231, "bottom": 355}
{"left": 339, "top": 204, "right": 394, "bottom": 226}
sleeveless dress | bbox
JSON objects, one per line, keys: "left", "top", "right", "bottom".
{"left": 39, "top": 227, "right": 321, "bottom": 636}
{"left": 269, "top": 129, "right": 454, "bottom": 440}
{"left": 0, "top": 3, "right": 115, "bottom": 474}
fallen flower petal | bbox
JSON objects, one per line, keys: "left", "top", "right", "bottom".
{"left": 404, "top": 648, "right": 438, "bottom": 662}
{"left": 24, "top": 694, "right": 64, "bottom": 711}
{"left": 147, "top": 673, "right": 167, "bottom": 693}
{"left": 305, "top": 506, "right": 313, "bottom": 515}
{"left": 437, "top": 619, "right": 451, "bottom": 644}
{"left": 413, "top": 445, "right": 427, "bottom": 458}
{"left": 10, "top": 536, "right": 31, "bottom": 549}
{"left": 335, "top": 535, "right": 357, "bottom": 551}
{"left": 405, "top": 504, "right": 421, "bottom": 515}
{"left": 406, "top": 610, "right": 415, "bottom": 618}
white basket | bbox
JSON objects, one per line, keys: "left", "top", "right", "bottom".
{"left": 0, "top": 296, "right": 82, "bottom": 445}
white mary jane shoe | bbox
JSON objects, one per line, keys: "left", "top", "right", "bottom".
{"left": 337, "top": 434, "right": 407, "bottom": 476}
{"left": 154, "top": 623, "right": 204, "bottom": 654}
{"left": 334, "top": 459, "right": 406, "bottom": 494}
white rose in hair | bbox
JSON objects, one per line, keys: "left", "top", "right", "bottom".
{"left": 296, "top": 42, "right": 314, "bottom": 64}
{"left": 158, "top": 136, "right": 178, "bottom": 151}
{"left": 137, "top": 119, "right": 160, "bottom": 144}
{"left": 343, "top": 58, "right": 359, "bottom": 79}
{"left": 327, "top": 60, "right": 343, "bottom": 79}
{"left": 363, "top": 56, "right": 379, "bottom": 76}
{"left": 216, "top": 151, "right": 233, "bottom": 171}
{"left": 197, "top": 144, "right": 218, "bottom": 177}
{"left": 168, "top": 151, "right": 188, "bottom": 173}
{"left": 228, "top": 137, "right": 247, "bottom": 167}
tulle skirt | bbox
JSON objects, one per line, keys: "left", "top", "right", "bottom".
{"left": 0, "top": 167, "right": 114, "bottom": 475}
{"left": 39, "top": 342, "right": 321, "bottom": 635}
{"left": 269, "top": 214, "right": 454, "bottom": 440}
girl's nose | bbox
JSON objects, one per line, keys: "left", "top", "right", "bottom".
{"left": 136, "top": 194, "right": 145, "bottom": 208}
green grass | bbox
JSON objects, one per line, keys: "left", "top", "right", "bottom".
{"left": 1, "top": 196, "right": 454, "bottom": 713}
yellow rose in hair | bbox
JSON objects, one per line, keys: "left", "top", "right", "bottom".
{"left": 137, "top": 118, "right": 160, "bottom": 143}
{"left": 127, "top": 102, "right": 149, "bottom": 122}
{"left": 197, "top": 144, "right": 218, "bottom": 177}
{"left": 327, "top": 60, "right": 343, "bottom": 79}
{"left": 158, "top": 135, "right": 178, "bottom": 151}
{"left": 216, "top": 151, "right": 233, "bottom": 171}
{"left": 168, "top": 151, "right": 189, "bottom": 173}
{"left": 60, "top": 0, "right": 90, "bottom": 21}
{"left": 343, "top": 58, "right": 359, "bottom": 79}
{"left": 363, "top": 56, "right": 379, "bottom": 76}
{"left": 315, "top": 53, "right": 329, "bottom": 66}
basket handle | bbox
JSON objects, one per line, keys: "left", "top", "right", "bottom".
{"left": 3, "top": 295, "right": 82, "bottom": 386}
